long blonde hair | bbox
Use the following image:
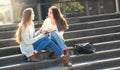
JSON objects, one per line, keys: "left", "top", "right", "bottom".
{"left": 16, "top": 8, "right": 33, "bottom": 44}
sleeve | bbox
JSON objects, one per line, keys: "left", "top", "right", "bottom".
{"left": 34, "top": 31, "right": 40, "bottom": 37}
{"left": 21, "top": 28, "right": 45, "bottom": 45}
{"left": 40, "top": 18, "right": 51, "bottom": 31}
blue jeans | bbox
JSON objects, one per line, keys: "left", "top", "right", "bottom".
{"left": 50, "top": 32, "right": 67, "bottom": 51}
{"left": 33, "top": 37, "right": 63, "bottom": 56}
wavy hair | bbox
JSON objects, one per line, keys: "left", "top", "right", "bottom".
{"left": 49, "top": 6, "right": 69, "bottom": 32}
{"left": 16, "top": 8, "right": 33, "bottom": 44}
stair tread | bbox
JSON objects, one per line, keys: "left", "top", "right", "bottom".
{"left": 67, "top": 57, "right": 120, "bottom": 70}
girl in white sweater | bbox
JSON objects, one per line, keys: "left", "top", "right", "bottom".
{"left": 40, "top": 6, "right": 70, "bottom": 58}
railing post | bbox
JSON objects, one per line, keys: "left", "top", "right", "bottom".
{"left": 37, "top": 3, "right": 42, "bottom": 21}
{"left": 115, "top": 0, "right": 119, "bottom": 13}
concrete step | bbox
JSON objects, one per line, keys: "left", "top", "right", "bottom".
{"left": 100, "top": 66, "right": 120, "bottom": 70}
{"left": 0, "top": 23, "right": 41, "bottom": 32}
{"left": 0, "top": 31, "right": 15, "bottom": 39}
{"left": 0, "top": 24, "right": 17, "bottom": 32}
{"left": 0, "top": 58, "right": 60, "bottom": 70}
{"left": 0, "top": 49, "right": 120, "bottom": 70}
{"left": 67, "top": 57, "right": 120, "bottom": 70}
{"left": 0, "top": 46, "right": 20, "bottom": 57}
{"left": 94, "top": 40, "right": 120, "bottom": 51}
{"left": 69, "top": 18, "right": 120, "bottom": 31}
{"left": 0, "top": 39, "right": 120, "bottom": 57}
{"left": 64, "top": 25, "right": 120, "bottom": 39}
{"left": 0, "top": 54, "right": 26, "bottom": 67}
{"left": 0, "top": 13, "right": 120, "bottom": 32}
{"left": 0, "top": 18, "right": 120, "bottom": 38}
{"left": 1, "top": 23, "right": 120, "bottom": 40}
{"left": 65, "top": 32, "right": 120, "bottom": 46}
{"left": 1, "top": 17, "right": 120, "bottom": 34}
{"left": 0, "top": 38, "right": 17, "bottom": 48}
{"left": 0, "top": 32, "right": 120, "bottom": 48}
{"left": 0, "top": 40, "right": 120, "bottom": 67}
{"left": 38, "top": 49, "right": 120, "bottom": 70}
{"left": 67, "top": 13, "right": 120, "bottom": 24}
{"left": 0, "top": 13, "right": 120, "bottom": 70}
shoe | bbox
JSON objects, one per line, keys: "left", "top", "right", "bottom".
{"left": 33, "top": 52, "right": 39, "bottom": 59}
{"left": 49, "top": 52, "right": 56, "bottom": 59}
{"left": 27, "top": 53, "right": 40, "bottom": 62}
{"left": 64, "top": 49, "right": 70, "bottom": 56}
{"left": 61, "top": 55, "right": 72, "bottom": 66}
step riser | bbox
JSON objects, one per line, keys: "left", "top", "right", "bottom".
{"left": 68, "top": 13, "right": 120, "bottom": 23}
{"left": 0, "top": 55, "right": 26, "bottom": 67}
{"left": 0, "top": 41, "right": 120, "bottom": 57}
{"left": 95, "top": 42, "right": 120, "bottom": 51}
{"left": 0, "top": 27, "right": 17, "bottom": 32}
{"left": 0, "top": 40, "right": 18, "bottom": 48}
{"left": 65, "top": 33, "right": 120, "bottom": 46}
{"left": 71, "top": 50, "right": 120, "bottom": 64}
{"left": 101, "top": 67, "right": 120, "bottom": 70}
{"left": 65, "top": 25, "right": 120, "bottom": 39}
{"left": 0, "top": 47, "right": 20, "bottom": 57}
{"left": 0, "top": 31, "right": 15, "bottom": 39}
{"left": 69, "top": 18, "right": 120, "bottom": 31}
{"left": 68, "top": 59, "right": 120, "bottom": 70}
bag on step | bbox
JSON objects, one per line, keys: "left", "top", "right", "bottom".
{"left": 73, "top": 42, "right": 95, "bottom": 54}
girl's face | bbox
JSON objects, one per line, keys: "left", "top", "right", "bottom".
{"left": 48, "top": 8, "right": 53, "bottom": 18}
{"left": 31, "top": 10, "right": 35, "bottom": 20}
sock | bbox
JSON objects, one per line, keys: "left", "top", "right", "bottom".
{"left": 60, "top": 54, "right": 64, "bottom": 57}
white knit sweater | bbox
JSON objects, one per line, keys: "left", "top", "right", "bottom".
{"left": 20, "top": 23, "right": 44, "bottom": 57}
{"left": 42, "top": 18, "right": 64, "bottom": 39}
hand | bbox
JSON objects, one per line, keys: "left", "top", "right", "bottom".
{"left": 43, "top": 33, "right": 48, "bottom": 37}
{"left": 39, "top": 27, "right": 42, "bottom": 32}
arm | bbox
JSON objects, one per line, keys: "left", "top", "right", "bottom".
{"left": 22, "top": 28, "right": 45, "bottom": 45}
{"left": 34, "top": 31, "right": 40, "bottom": 37}
{"left": 39, "top": 18, "right": 50, "bottom": 32}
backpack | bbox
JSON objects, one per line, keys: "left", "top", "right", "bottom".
{"left": 73, "top": 42, "right": 95, "bottom": 54}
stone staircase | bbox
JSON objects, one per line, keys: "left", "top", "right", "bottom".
{"left": 0, "top": 13, "right": 120, "bottom": 70}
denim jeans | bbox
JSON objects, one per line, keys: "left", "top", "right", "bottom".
{"left": 33, "top": 37, "right": 63, "bottom": 56}
{"left": 50, "top": 32, "right": 67, "bottom": 51}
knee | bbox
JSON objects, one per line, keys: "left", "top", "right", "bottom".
{"left": 44, "top": 37, "right": 51, "bottom": 42}
{"left": 51, "top": 31, "right": 57, "bottom": 35}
